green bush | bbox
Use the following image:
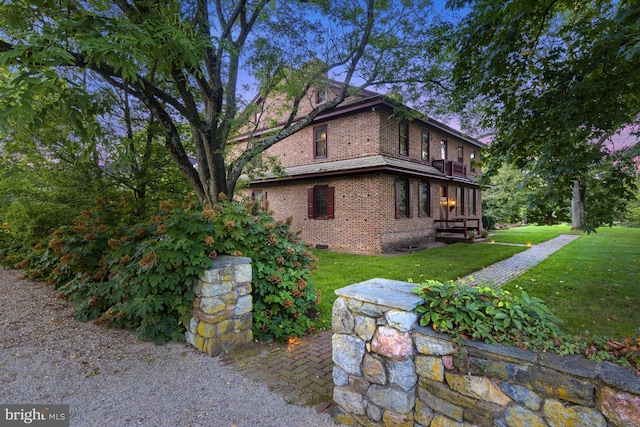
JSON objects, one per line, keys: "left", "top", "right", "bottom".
{"left": 482, "top": 215, "right": 496, "bottom": 231}
{"left": 413, "top": 280, "right": 639, "bottom": 370}
{"left": 20, "top": 197, "right": 319, "bottom": 344}
{"left": 0, "top": 198, "right": 79, "bottom": 266}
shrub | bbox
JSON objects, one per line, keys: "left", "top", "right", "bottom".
{"left": 482, "top": 215, "right": 496, "bottom": 230}
{"left": 21, "top": 198, "right": 319, "bottom": 344}
{"left": 413, "top": 280, "right": 639, "bottom": 371}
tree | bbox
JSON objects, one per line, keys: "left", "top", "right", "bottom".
{"left": 0, "top": 0, "right": 442, "bottom": 207}
{"left": 444, "top": 0, "right": 640, "bottom": 231}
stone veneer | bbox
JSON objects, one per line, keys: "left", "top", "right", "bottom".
{"left": 185, "top": 256, "right": 253, "bottom": 356}
{"left": 332, "top": 278, "right": 640, "bottom": 427}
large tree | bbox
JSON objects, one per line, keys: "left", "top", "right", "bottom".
{"left": 444, "top": 0, "right": 640, "bottom": 231}
{"left": 0, "top": 0, "right": 442, "bottom": 207}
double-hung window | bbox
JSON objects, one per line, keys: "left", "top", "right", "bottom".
{"left": 458, "top": 146, "right": 464, "bottom": 163}
{"left": 399, "top": 121, "right": 409, "bottom": 156}
{"left": 315, "top": 90, "right": 326, "bottom": 105}
{"left": 470, "top": 149, "right": 476, "bottom": 172}
{"left": 395, "top": 178, "right": 412, "bottom": 218}
{"left": 308, "top": 185, "right": 334, "bottom": 219}
{"left": 421, "top": 130, "right": 430, "bottom": 161}
{"left": 440, "top": 139, "right": 447, "bottom": 159}
{"left": 314, "top": 125, "right": 327, "bottom": 158}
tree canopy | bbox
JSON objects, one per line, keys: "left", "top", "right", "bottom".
{"left": 0, "top": 0, "right": 443, "bottom": 207}
{"left": 445, "top": 0, "right": 640, "bottom": 230}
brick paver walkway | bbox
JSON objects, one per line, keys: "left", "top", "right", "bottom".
{"left": 459, "top": 234, "right": 581, "bottom": 287}
{"left": 219, "top": 330, "right": 335, "bottom": 414}
{"left": 219, "top": 234, "right": 580, "bottom": 417}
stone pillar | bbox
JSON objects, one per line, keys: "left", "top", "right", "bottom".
{"left": 185, "top": 255, "right": 253, "bottom": 356}
{"left": 332, "top": 278, "right": 424, "bottom": 427}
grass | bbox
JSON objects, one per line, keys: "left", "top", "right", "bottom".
{"left": 310, "top": 225, "right": 640, "bottom": 339}
{"left": 310, "top": 242, "right": 527, "bottom": 330}
{"left": 501, "top": 227, "right": 640, "bottom": 338}
{"left": 489, "top": 224, "right": 580, "bottom": 245}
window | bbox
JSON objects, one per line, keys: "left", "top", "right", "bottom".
{"left": 395, "top": 178, "right": 412, "bottom": 218}
{"left": 314, "top": 125, "right": 327, "bottom": 158}
{"left": 419, "top": 182, "right": 431, "bottom": 217}
{"left": 308, "top": 185, "right": 334, "bottom": 219}
{"left": 470, "top": 149, "right": 476, "bottom": 172}
{"left": 251, "top": 190, "right": 267, "bottom": 207}
{"left": 456, "top": 186, "right": 465, "bottom": 216}
{"left": 458, "top": 146, "right": 464, "bottom": 163}
{"left": 399, "top": 121, "right": 409, "bottom": 156}
{"left": 471, "top": 188, "right": 478, "bottom": 215}
{"left": 421, "top": 130, "right": 430, "bottom": 161}
{"left": 315, "top": 90, "right": 326, "bottom": 105}
{"left": 440, "top": 139, "right": 447, "bottom": 159}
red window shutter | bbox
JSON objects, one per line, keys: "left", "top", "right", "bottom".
{"left": 308, "top": 188, "right": 315, "bottom": 218}
{"left": 327, "top": 186, "right": 335, "bottom": 219}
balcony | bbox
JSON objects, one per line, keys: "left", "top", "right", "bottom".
{"left": 432, "top": 159, "right": 467, "bottom": 179}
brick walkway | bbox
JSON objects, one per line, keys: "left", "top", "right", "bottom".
{"left": 219, "top": 234, "right": 580, "bottom": 417}
{"left": 219, "top": 330, "right": 336, "bottom": 414}
{"left": 459, "top": 234, "right": 581, "bottom": 287}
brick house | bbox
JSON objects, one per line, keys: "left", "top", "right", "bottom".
{"left": 242, "top": 84, "right": 486, "bottom": 253}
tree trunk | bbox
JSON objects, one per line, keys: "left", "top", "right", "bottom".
{"left": 571, "top": 178, "right": 586, "bottom": 229}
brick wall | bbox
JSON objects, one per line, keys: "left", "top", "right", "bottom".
{"left": 251, "top": 173, "right": 487, "bottom": 253}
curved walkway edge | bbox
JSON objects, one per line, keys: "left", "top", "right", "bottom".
{"left": 459, "top": 234, "right": 581, "bottom": 287}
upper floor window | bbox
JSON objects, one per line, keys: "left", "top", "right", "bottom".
{"left": 419, "top": 181, "right": 431, "bottom": 217}
{"left": 314, "top": 125, "right": 327, "bottom": 158}
{"left": 315, "top": 90, "right": 326, "bottom": 105}
{"left": 440, "top": 139, "right": 447, "bottom": 159}
{"left": 399, "top": 121, "right": 409, "bottom": 156}
{"left": 470, "top": 149, "right": 476, "bottom": 172}
{"left": 395, "top": 178, "right": 412, "bottom": 218}
{"left": 308, "top": 185, "right": 334, "bottom": 219}
{"left": 458, "top": 146, "right": 464, "bottom": 163}
{"left": 421, "top": 130, "right": 430, "bottom": 161}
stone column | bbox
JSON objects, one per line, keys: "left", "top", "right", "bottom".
{"left": 332, "top": 278, "right": 424, "bottom": 426}
{"left": 185, "top": 255, "right": 253, "bottom": 356}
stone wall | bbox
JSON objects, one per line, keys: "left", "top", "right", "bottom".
{"left": 185, "top": 256, "right": 253, "bottom": 356}
{"left": 332, "top": 278, "right": 640, "bottom": 427}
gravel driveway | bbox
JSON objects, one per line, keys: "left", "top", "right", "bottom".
{"left": 0, "top": 268, "right": 339, "bottom": 427}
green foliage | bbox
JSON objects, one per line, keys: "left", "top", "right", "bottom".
{"left": 414, "top": 280, "right": 562, "bottom": 347}
{"left": 413, "top": 279, "right": 639, "bottom": 370}
{"left": 446, "top": 0, "right": 640, "bottom": 230}
{"left": 19, "top": 198, "right": 318, "bottom": 344}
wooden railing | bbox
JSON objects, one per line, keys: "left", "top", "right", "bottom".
{"left": 434, "top": 218, "right": 480, "bottom": 239}
{"left": 432, "top": 159, "right": 467, "bottom": 178}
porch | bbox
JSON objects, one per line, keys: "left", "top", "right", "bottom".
{"left": 434, "top": 218, "right": 481, "bottom": 241}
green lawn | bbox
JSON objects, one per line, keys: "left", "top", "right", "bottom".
{"left": 489, "top": 224, "right": 581, "bottom": 245}
{"left": 310, "top": 242, "right": 527, "bottom": 330}
{"left": 310, "top": 226, "right": 640, "bottom": 339}
{"left": 501, "top": 227, "right": 640, "bottom": 338}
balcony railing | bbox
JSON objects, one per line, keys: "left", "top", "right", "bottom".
{"left": 432, "top": 159, "right": 467, "bottom": 179}
{"left": 434, "top": 218, "right": 480, "bottom": 239}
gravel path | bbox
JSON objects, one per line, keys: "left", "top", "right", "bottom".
{"left": 0, "top": 268, "right": 339, "bottom": 427}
